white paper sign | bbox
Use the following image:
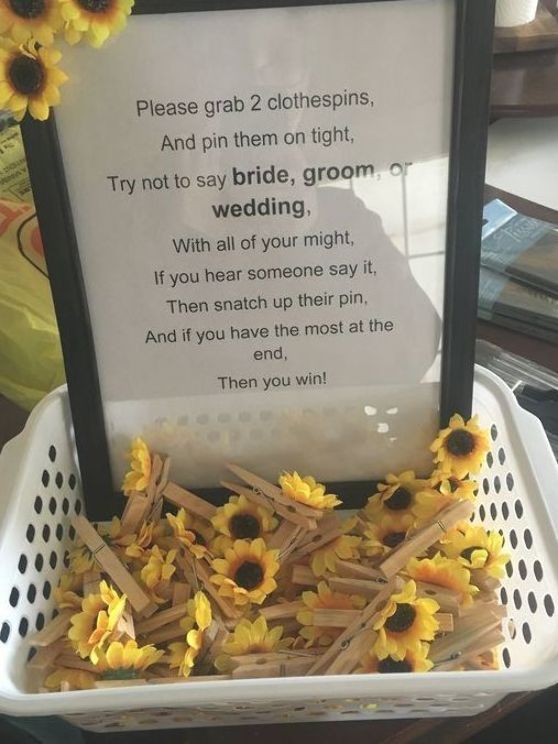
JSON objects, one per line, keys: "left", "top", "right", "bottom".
{"left": 54, "top": 0, "right": 454, "bottom": 487}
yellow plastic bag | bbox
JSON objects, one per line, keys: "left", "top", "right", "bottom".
{"left": 0, "top": 197, "right": 64, "bottom": 410}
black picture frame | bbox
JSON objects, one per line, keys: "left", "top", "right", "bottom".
{"left": 21, "top": 0, "right": 495, "bottom": 519}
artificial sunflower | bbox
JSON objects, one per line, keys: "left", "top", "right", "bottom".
{"left": 405, "top": 553, "right": 478, "bottom": 607}
{"left": 297, "top": 581, "right": 366, "bottom": 647}
{"left": 95, "top": 640, "right": 164, "bottom": 679}
{"left": 68, "top": 580, "right": 126, "bottom": 659}
{"left": 430, "top": 414, "right": 490, "bottom": 478}
{"left": 122, "top": 519, "right": 163, "bottom": 562}
{"left": 211, "top": 494, "right": 277, "bottom": 554}
{"left": 310, "top": 518, "right": 361, "bottom": 577}
{"left": 168, "top": 591, "right": 212, "bottom": 677}
{"left": 357, "top": 644, "right": 433, "bottom": 674}
{"left": 43, "top": 667, "right": 96, "bottom": 691}
{"left": 59, "top": 0, "right": 133, "bottom": 48}
{"left": 414, "top": 470, "right": 478, "bottom": 523}
{"left": 439, "top": 525, "right": 509, "bottom": 579}
{"left": 279, "top": 471, "right": 341, "bottom": 511}
{"left": 373, "top": 579, "right": 439, "bottom": 661}
{"left": 122, "top": 436, "right": 151, "bottom": 495}
{"left": 140, "top": 545, "right": 176, "bottom": 603}
{"left": 214, "top": 615, "right": 293, "bottom": 673}
{"left": 0, "top": 40, "right": 66, "bottom": 121}
{"left": 53, "top": 572, "right": 82, "bottom": 609}
{"left": 361, "top": 513, "right": 415, "bottom": 560}
{"left": 365, "top": 471, "right": 428, "bottom": 521}
{"left": 0, "top": 0, "right": 62, "bottom": 45}
{"left": 167, "top": 508, "right": 214, "bottom": 559}
{"left": 210, "top": 538, "right": 279, "bottom": 606}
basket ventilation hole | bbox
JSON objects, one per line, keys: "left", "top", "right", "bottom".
{"left": 41, "top": 470, "right": 49, "bottom": 487}
{"left": 55, "top": 472, "right": 64, "bottom": 489}
{"left": 502, "top": 648, "right": 511, "bottom": 668}
{"left": 9, "top": 587, "right": 19, "bottom": 607}
{"left": 33, "top": 496, "right": 43, "bottom": 514}
{"left": 493, "top": 476, "right": 501, "bottom": 494}
{"left": 62, "top": 498, "right": 70, "bottom": 515}
{"left": 515, "top": 500, "right": 524, "bottom": 519}
{"left": 27, "top": 648, "right": 37, "bottom": 662}
{"left": 527, "top": 592, "right": 537, "bottom": 613}
{"left": 544, "top": 595, "right": 555, "bottom": 617}
{"left": 486, "top": 452, "right": 494, "bottom": 468}
{"left": 478, "top": 505, "right": 486, "bottom": 522}
{"left": 18, "top": 554, "right": 27, "bottom": 574}
{"left": 0, "top": 623, "right": 10, "bottom": 643}
{"left": 502, "top": 503, "right": 509, "bottom": 520}
{"left": 518, "top": 560, "right": 527, "bottom": 580}
{"left": 490, "top": 503, "right": 497, "bottom": 520}
{"left": 48, "top": 497, "right": 57, "bottom": 515}
{"left": 68, "top": 474, "right": 77, "bottom": 490}
{"left": 75, "top": 500, "right": 82, "bottom": 515}
{"left": 500, "top": 587, "right": 508, "bottom": 605}
{"left": 513, "top": 590, "right": 522, "bottom": 610}
{"left": 34, "top": 554, "right": 44, "bottom": 571}
{"left": 55, "top": 524, "right": 64, "bottom": 541}
{"left": 490, "top": 424, "right": 498, "bottom": 441}
{"left": 506, "top": 473, "right": 514, "bottom": 491}
{"left": 42, "top": 581, "right": 51, "bottom": 599}
{"left": 35, "top": 612, "right": 45, "bottom": 631}
{"left": 48, "top": 445, "right": 56, "bottom": 462}
{"left": 63, "top": 550, "right": 70, "bottom": 569}
{"left": 509, "top": 530, "right": 518, "bottom": 549}
{"left": 49, "top": 552, "right": 58, "bottom": 570}
{"left": 498, "top": 448, "right": 506, "bottom": 465}
{"left": 42, "top": 525, "right": 50, "bottom": 542}
{"left": 26, "top": 524, "right": 35, "bottom": 543}
{"left": 506, "top": 561, "right": 513, "bottom": 578}
{"left": 534, "top": 561, "right": 544, "bottom": 582}
{"left": 18, "top": 618, "right": 28, "bottom": 637}
{"left": 524, "top": 529, "right": 533, "bottom": 550}
{"left": 482, "top": 480, "right": 490, "bottom": 496}
{"left": 522, "top": 623, "right": 532, "bottom": 644}
{"left": 27, "top": 584, "right": 36, "bottom": 604}
{"left": 68, "top": 526, "right": 76, "bottom": 541}
{"left": 507, "top": 620, "right": 516, "bottom": 639}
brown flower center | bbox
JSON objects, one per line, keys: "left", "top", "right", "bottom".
{"left": 230, "top": 513, "right": 261, "bottom": 540}
{"left": 385, "top": 603, "right": 416, "bottom": 633}
{"left": 9, "top": 0, "right": 45, "bottom": 18}
{"left": 460, "top": 546, "right": 485, "bottom": 563}
{"left": 377, "top": 657, "right": 412, "bottom": 674}
{"left": 234, "top": 560, "right": 264, "bottom": 590}
{"left": 446, "top": 429, "right": 475, "bottom": 457}
{"left": 383, "top": 531, "right": 406, "bottom": 549}
{"left": 77, "top": 0, "right": 110, "bottom": 11}
{"left": 8, "top": 54, "right": 44, "bottom": 95}
{"left": 385, "top": 487, "right": 412, "bottom": 511}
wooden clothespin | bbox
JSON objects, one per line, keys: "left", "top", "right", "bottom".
{"left": 82, "top": 570, "right": 102, "bottom": 597}
{"left": 291, "top": 564, "right": 320, "bottom": 587}
{"left": 28, "top": 610, "right": 74, "bottom": 647}
{"left": 312, "top": 609, "right": 361, "bottom": 628}
{"left": 26, "top": 639, "right": 67, "bottom": 671}
{"left": 231, "top": 655, "right": 316, "bottom": 679}
{"left": 221, "top": 481, "right": 275, "bottom": 513}
{"left": 328, "top": 576, "right": 383, "bottom": 599}
{"left": 260, "top": 600, "right": 306, "bottom": 622}
{"left": 71, "top": 515, "right": 157, "bottom": 617}
{"left": 335, "top": 560, "right": 387, "bottom": 582}
{"left": 162, "top": 482, "right": 217, "bottom": 521}
{"left": 172, "top": 582, "right": 191, "bottom": 605}
{"left": 135, "top": 603, "right": 188, "bottom": 636}
{"left": 414, "top": 581, "right": 462, "bottom": 613}
{"left": 379, "top": 500, "right": 475, "bottom": 578}
{"left": 307, "top": 580, "right": 398, "bottom": 676}
{"left": 120, "top": 492, "right": 150, "bottom": 535}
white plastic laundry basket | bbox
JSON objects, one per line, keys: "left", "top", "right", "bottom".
{"left": 0, "top": 367, "right": 558, "bottom": 733}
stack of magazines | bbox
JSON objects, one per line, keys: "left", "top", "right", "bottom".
{"left": 478, "top": 199, "right": 558, "bottom": 344}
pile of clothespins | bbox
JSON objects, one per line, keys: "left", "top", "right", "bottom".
{"left": 26, "top": 414, "right": 510, "bottom": 690}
